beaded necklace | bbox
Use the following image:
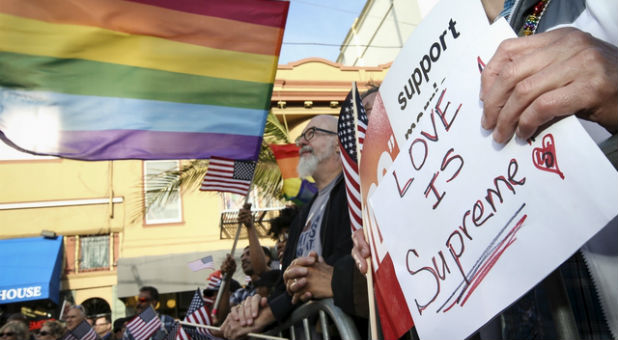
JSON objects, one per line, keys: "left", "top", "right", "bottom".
{"left": 521, "top": 0, "right": 552, "bottom": 36}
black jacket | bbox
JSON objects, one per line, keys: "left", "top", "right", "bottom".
{"left": 268, "top": 174, "right": 354, "bottom": 321}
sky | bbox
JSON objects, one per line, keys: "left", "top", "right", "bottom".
{"left": 277, "top": 0, "right": 366, "bottom": 65}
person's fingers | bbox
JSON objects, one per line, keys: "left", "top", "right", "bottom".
{"left": 291, "top": 292, "right": 299, "bottom": 304}
{"left": 299, "top": 291, "right": 313, "bottom": 303}
{"left": 352, "top": 247, "right": 368, "bottom": 274}
{"left": 492, "top": 51, "right": 580, "bottom": 143}
{"left": 240, "top": 300, "right": 252, "bottom": 326}
{"left": 238, "top": 294, "right": 260, "bottom": 326}
{"left": 230, "top": 305, "right": 240, "bottom": 322}
{"left": 491, "top": 30, "right": 617, "bottom": 142}
{"left": 292, "top": 290, "right": 313, "bottom": 304}
{"left": 516, "top": 81, "right": 591, "bottom": 141}
{"left": 352, "top": 229, "right": 371, "bottom": 258}
{"left": 294, "top": 256, "right": 317, "bottom": 267}
{"left": 481, "top": 28, "right": 576, "bottom": 101}
{"left": 221, "top": 317, "right": 232, "bottom": 338}
{"left": 481, "top": 29, "right": 584, "bottom": 134}
{"left": 251, "top": 295, "right": 261, "bottom": 318}
{"left": 283, "top": 265, "right": 308, "bottom": 282}
{"left": 307, "top": 251, "right": 319, "bottom": 260}
{"left": 482, "top": 42, "right": 559, "bottom": 132}
{"left": 287, "top": 276, "right": 308, "bottom": 295}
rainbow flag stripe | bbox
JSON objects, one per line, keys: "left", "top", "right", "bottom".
{"left": 0, "top": 0, "right": 288, "bottom": 160}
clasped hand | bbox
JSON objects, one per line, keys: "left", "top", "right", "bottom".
{"left": 283, "top": 251, "right": 334, "bottom": 304}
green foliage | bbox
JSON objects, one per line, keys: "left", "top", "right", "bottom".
{"left": 139, "top": 111, "right": 290, "bottom": 216}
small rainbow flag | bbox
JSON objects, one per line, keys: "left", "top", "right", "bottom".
{"left": 0, "top": 0, "right": 289, "bottom": 160}
{"left": 270, "top": 143, "right": 317, "bottom": 205}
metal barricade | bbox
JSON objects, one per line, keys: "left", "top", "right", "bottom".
{"left": 261, "top": 298, "right": 361, "bottom": 340}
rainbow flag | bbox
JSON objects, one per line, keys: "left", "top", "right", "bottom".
{"left": 0, "top": 0, "right": 288, "bottom": 160}
{"left": 270, "top": 143, "right": 317, "bottom": 205}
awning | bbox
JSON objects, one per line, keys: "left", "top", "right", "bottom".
{"left": 117, "top": 250, "right": 232, "bottom": 298}
{"left": 0, "top": 236, "right": 64, "bottom": 305}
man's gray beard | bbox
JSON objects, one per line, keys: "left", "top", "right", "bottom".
{"left": 297, "top": 152, "right": 318, "bottom": 178}
{"left": 297, "top": 145, "right": 334, "bottom": 178}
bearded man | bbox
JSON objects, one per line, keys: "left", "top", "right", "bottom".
{"left": 221, "top": 114, "right": 353, "bottom": 339}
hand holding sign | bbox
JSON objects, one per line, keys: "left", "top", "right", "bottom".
{"left": 369, "top": 4, "right": 618, "bottom": 338}
{"left": 480, "top": 27, "right": 618, "bottom": 144}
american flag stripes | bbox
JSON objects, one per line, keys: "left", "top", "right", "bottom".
{"left": 126, "top": 306, "right": 162, "bottom": 340}
{"left": 206, "top": 275, "right": 221, "bottom": 291}
{"left": 178, "top": 289, "right": 218, "bottom": 340}
{"left": 165, "top": 322, "right": 185, "bottom": 340}
{"left": 337, "top": 83, "right": 368, "bottom": 232}
{"left": 61, "top": 320, "right": 99, "bottom": 340}
{"left": 200, "top": 157, "right": 256, "bottom": 196}
{"left": 188, "top": 255, "right": 215, "bottom": 272}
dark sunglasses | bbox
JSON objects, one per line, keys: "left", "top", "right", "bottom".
{"left": 38, "top": 331, "right": 50, "bottom": 336}
{"left": 295, "top": 127, "right": 337, "bottom": 145}
{"left": 0, "top": 332, "right": 15, "bottom": 337}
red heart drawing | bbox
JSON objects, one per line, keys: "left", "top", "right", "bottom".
{"left": 532, "top": 133, "right": 565, "bottom": 179}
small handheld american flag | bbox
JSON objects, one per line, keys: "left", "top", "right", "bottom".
{"left": 187, "top": 255, "right": 215, "bottom": 272}
{"left": 337, "top": 82, "right": 368, "bottom": 232}
{"left": 200, "top": 157, "right": 256, "bottom": 196}
{"left": 179, "top": 288, "right": 218, "bottom": 340}
{"left": 125, "top": 306, "right": 162, "bottom": 340}
{"left": 61, "top": 320, "right": 99, "bottom": 340}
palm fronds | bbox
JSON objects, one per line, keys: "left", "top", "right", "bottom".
{"left": 134, "top": 111, "right": 291, "bottom": 220}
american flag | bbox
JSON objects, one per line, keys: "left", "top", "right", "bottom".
{"left": 166, "top": 322, "right": 181, "bottom": 340}
{"left": 200, "top": 157, "right": 256, "bottom": 196}
{"left": 166, "top": 322, "right": 190, "bottom": 340}
{"left": 61, "top": 320, "right": 99, "bottom": 340}
{"left": 188, "top": 255, "right": 215, "bottom": 272}
{"left": 178, "top": 289, "right": 219, "bottom": 340}
{"left": 206, "top": 274, "right": 221, "bottom": 291}
{"left": 337, "top": 83, "right": 368, "bottom": 232}
{"left": 126, "top": 306, "right": 162, "bottom": 340}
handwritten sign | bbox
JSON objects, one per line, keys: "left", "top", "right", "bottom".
{"left": 367, "top": 1, "right": 618, "bottom": 339}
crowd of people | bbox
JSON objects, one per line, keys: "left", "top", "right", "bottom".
{"left": 0, "top": 306, "right": 123, "bottom": 340}
{"left": 1, "top": 0, "right": 615, "bottom": 339}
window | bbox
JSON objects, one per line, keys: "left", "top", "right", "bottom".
{"left": 79, "top": 235, "right": 109, "bottom": 271}
{"left": 144, "top": 160, "right": 182, "bottom": 224}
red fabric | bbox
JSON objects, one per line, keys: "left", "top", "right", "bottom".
{"left": 375, "top": 253, "right": 414, "bottom": 340}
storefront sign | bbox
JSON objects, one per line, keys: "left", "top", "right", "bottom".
{"left": 0, "top": 286, "right": 43, "bottom": 302}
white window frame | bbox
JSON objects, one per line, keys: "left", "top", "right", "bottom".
{"left": 143, "top": 160, "right": 182, "bottom": 225}
{"left": 78, "top": 234, "right": 110, "bottom": 271}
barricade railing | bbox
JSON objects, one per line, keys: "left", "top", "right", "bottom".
{"left": 261, "top": 298, "right": 361, "bottom": 340}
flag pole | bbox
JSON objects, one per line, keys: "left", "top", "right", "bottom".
{"left": 178, "top": 321, "right": 287, "bottom": 340}
{"left": 351, "top": 81, "right": 379, "bottom": 339}
{"left": 211, "top": 177, "right": 255, "bottom": 320}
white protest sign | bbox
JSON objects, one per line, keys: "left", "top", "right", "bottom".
{"left": 368, "top": 5, "right": 618, "bottom": 340}
{"left": 378, "top": 0, "right": 488, "bottom": 148}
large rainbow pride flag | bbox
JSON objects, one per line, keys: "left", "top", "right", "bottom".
{"left": 0, "top": 0, "right": 288, "bottom": 160}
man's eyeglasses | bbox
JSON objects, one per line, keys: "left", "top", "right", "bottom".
{"left": 295, "top": 127, "right": 337, "bottom": 145}
{"left": 37, "top": 331, "right": 50, "bottom": 336}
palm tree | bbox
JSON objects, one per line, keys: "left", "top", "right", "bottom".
{"left": 139, "top": 111, "right": 291, "bottom": 218}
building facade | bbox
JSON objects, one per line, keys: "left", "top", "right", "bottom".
{"left": 337, "top": 0, "right": 433, "bottom": 66}
{"left": 0, "top": 58, "right": 390, "bottom": 329}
